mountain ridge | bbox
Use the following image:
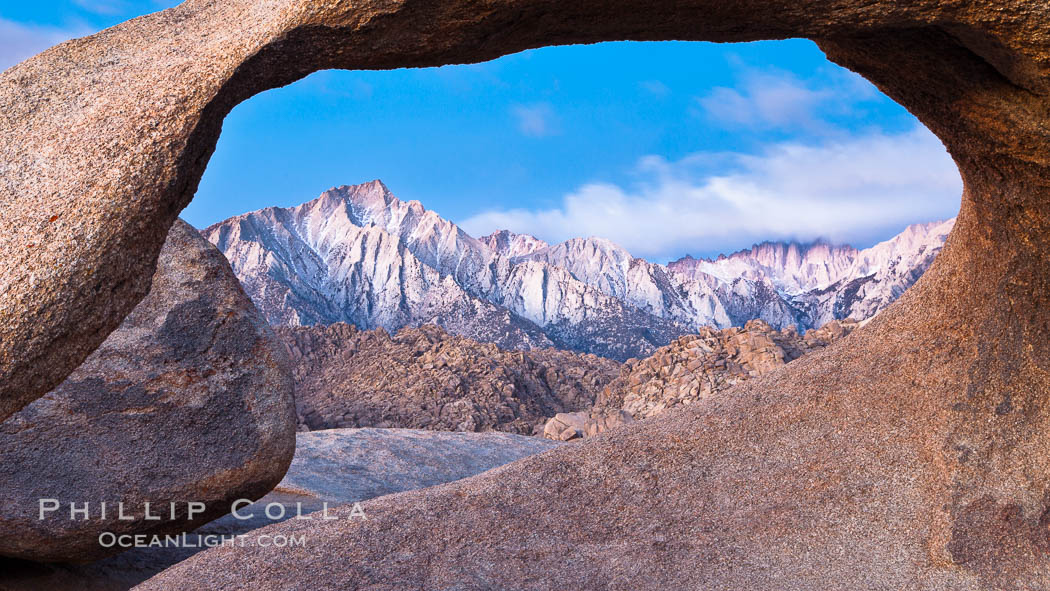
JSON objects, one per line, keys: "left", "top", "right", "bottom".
{"left": 203, "top": 180, "right": 953, "bottom": 360}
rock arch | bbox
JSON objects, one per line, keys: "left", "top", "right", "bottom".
{"left": 2, "top": 0, "right": 1050, "bottom": 587}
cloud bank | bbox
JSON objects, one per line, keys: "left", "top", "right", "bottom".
{"left": 465, "top": 64, "right": 961, "bottom": 260}
{"left": 459, "top": 125, "right": 962, "bottom": 260}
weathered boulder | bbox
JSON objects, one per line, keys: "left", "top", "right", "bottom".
{"left": 543, "top": 412, "right": 589, "bottom": 440}
{"left": 0, "top": 220, "right": 296, "bottom": 563}
{"left": 0, "top": 428, "right": 557, "bottom": 591}
{"left": 542, "top": 410, "right": 633, "bottom": 441}
{"left": 4, "top": 0, "right": 1050, "bottom": 589}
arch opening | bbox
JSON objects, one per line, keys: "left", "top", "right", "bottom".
{"left": 181, "top": 38, "right": 965, "bottom": 435}
{"left": 4, "top": 1, "right": 1049, "bottom": 419}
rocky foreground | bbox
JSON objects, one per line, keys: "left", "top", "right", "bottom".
{"left": 0, "top": 428, "right": 558, "bottom": 591}
{"left": 0, "top": 218, "right": 858, "bottom": 589}
{"left": 0, "top": 220, "right": 296, "bottom": 564}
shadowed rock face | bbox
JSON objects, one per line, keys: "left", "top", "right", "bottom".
{"left": 0, "top": 220, "right": 296, "bottom": 563}
{"left": 1, "top": 0, "right": 1050, "bottom": 589}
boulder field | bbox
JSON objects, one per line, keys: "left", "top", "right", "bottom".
{"left": 2, "top": 0, "right": 1050, "bottom": 589}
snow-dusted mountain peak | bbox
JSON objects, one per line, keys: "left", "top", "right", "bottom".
{"left": 480, "top": 230, "right": 549, "bottom": 259}
{"left": 674, "top": 239, "right": 859, "bottom": 294}
{"left": 205, "top": 180, "right": 954, "bottom": 360}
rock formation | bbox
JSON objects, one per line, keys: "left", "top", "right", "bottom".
{"left": 593, "top": 318, "right": 858, "bottom": 420}
{"left": 278, "top": 322, "right": 620, "bottom": 434}
{"left": 0, "top": 428, "right": 556, "bottom": 591}
{"left": 541, "top": 410, "right": 634, "bottom": 441}
{"left": 4, "top": 0, "right": 1050, "bottom": 589}
{"left": 542, "top": 318, "right": 857, "bottom": 439}
{"left": 0, "top": 220, "right": 296, "bottom": 563}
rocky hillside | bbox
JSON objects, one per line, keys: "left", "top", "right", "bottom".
{"left": 277, "top": 323, "right": 621, "bottom": 434}
{"left": 543, "top": 318, "right": 858, "bottom": 440}
{"left": 279, "top": 317, "right": 858, "bottom": 440}
{"left": 205, "top": 180, "right": 951, "bottom": 360}
{"left": 595, "top": 318, "right": 858, "bottom": 419}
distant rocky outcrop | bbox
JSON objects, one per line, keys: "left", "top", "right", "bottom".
{"left": 0, "top": 221, "right": 296, "bottom": 564}
{"left": 543, "top": 318, "right": 858, "bottom": 439}
{"left": 599, "top": 318, "right": 858, "bottom": 419}
{"left": 278, "top": 322, "right": 621, "bottom": 435}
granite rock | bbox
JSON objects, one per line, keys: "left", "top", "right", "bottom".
{"left": 594, "top": 318, "right": 858, "bottom": 421}
{"left": 280, "top": 323, "right": 620, "bottom": 435}
{"left": 0, "top": 220, "right": 296, "bottom": 563}
{"left": 0, "top": 428, "right": 556, "bottom": 591}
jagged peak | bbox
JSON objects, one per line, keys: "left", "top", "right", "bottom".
{"left": 533, "top": 235, "right": 635, "bottom": 260}
{"left": 720, "top": 237, "right": 857, "bottom": 264}
{"left": 320, "top": 179, "right": 396, "bottom": 210}
{"left": 479, "top": 229, "right": 549, "bottom": 257}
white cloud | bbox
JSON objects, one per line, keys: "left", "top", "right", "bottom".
{"left": 511, "top": 103, "right": 560, "bottom": 137}
{"left": 459, "top": 125, "right": 962, "bottom": 260}
{"left": 640, "top": 80, "right": 670, "bottom": 97}
{"left": 696, "top": 68, "right": 879, "bottom": 133}
{"left": 73, "top": 0, "right": 129, "bottom": 15}
{"left": 72, "top": 0, "right": 178, "bottom": 15}
{"left": 0, "top": 19, "right": 85, "bottom": 72}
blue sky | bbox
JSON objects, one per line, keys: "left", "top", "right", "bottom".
{"left": 1, "top": 1, "right": 963, "bottom": 261}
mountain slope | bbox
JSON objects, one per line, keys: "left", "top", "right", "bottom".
{"left": 203, "top": 185, "right": 553, "bottom": 351}
{"left": 204, "top": 181, "right": 690, "bottom": 359}
{"left": 669, "top": 218, "right": 955, "bottom": 328}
